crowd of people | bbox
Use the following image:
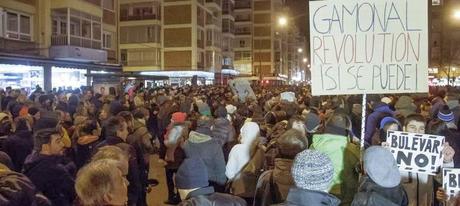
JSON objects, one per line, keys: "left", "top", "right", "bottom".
{"left": 0, "top": 84, "right": 459, "bottom": 206}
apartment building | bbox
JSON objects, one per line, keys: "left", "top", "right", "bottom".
{"left": 233, "top": 0, "right": 252, "bottom": 76}
{"left": 220, "top": 0, "right": 236, "bottom": 83}
{"left": 0, "top": 0, "right": 120, "bottom": 91}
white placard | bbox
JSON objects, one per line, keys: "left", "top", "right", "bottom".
{"left": 386, "top": 131, "right": 444, "bottom": 175}
{"left": 309, "top": 0, "right": 428, "bottom": 95}
{"left": 443, "top": 168, "right": 460, "bottom": 197}
{"left": 228, "top": 79, "right": 256, "bottom": 102}
{"left": 280, "top": 92, "right": 296, "bottom": 103}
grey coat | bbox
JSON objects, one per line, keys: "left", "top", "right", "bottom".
{"left": 183, "top": 131, "right": 227, "bottom": 185}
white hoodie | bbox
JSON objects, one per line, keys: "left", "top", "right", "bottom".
{"left": 225, "top": 122, "right": 260, "bottom": 180}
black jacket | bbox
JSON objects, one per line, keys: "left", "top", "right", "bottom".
{"left": 351, "top": 177, "right": 408, "bottom": 206}
{"left": 23, "top": 153, "right": 75, "bottom": 206}
{"left": 178, "top": 186, "right": 247, "bottom": 206}
{"left": 2, "top": 130, "right": 33, "bottom": 172}
{"left": 274, "top": 188, "right": 341, "bottom": 206}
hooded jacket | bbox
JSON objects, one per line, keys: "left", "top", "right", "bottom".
{"left": 211, "top": 118, "right": 236, "bottom": 146}
{"left": 310, "top": 133, "right": 360, "bottom": 205}
{"left": 273, "top": 187, "right": 341, "bottom": 206}
{"left": 23, "top": 153, "right": 75, "bottom": 206}
{"left": 178, "top": 186, "right": 247, "bottom": 206}
{"left": 351, "top": 177, "right": 408, "bottom": 206}
{"left": 225, "top": 122, "right": 260, "bottom": 180}
{"left": 74, "top": 134, "right": 100, "bottom": 169}
{"left": 183, "top": 130, "right": 227, "bottom": 185}
{"left": 395, "top": 96, "right": 417, "bottom": 118}
{"left": 253, "top": 158, "right": 294, "bottom": 205}
{"left": 365, "top": 103, "right": 395, "bottom": 146}
{"left": 2, "top": 130, "right": 33, "bottom": 172}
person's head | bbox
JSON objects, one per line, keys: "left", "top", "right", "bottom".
{"left": 100, "top": 87, "right": 106, "bottom": 95}
{"left": 133, "top": 108, "right": 149, "bottom": 121}
{"left": 291, "top": 150, "right": 334, "bottom": 192}
{"left": 0, "top": 113, "right": 12, "bottom": 136}
{"left": 117, "top": 111, "right": 134, "bottom": 133}
{"left": 403, "top": 114, "right": 426, "bottom": 134}
{"left": 104, "top": 117, "right": 129, "bottom": 140}
{"left": 324, "top": 112, "right": 352, "bottom": 136}
{"left": 288, "top": 116, "right": 306, "bottom": 137}
{"left": 304, "top": 112, "right": 321, "bottom": 133}
{"left": 14, "top": 116, "right": 32, "bottom": 132}
{"left": 277, "top": 129, "right": 308, "bottom": 159}
{"left": 33, "top": 128, "right": 65, "bottom": 155}
{"left": 214, "top": 106, "right": 227, "bottom": 119}
{"left": 171, "top": 112, "right": 187, "bottom": 124}
{"left": 98, "top": 104, "right": 110, "bottom": 121}
{"left": 91, "top": 146, "right": 129, "bottom": 176}
{"left": 175, "top": 158, "right": 209, "bottom": 191}
{"left": 78, "top": 119, "right": 101, "bottom": 137}
{"left": 75, "top": 159, "right": 128, "bottom": 206}
{"left": 363, "top": 146, "right": 401, "bottom": 188}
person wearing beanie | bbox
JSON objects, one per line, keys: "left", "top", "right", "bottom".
{"left": 212, "top": 105, "right": 237, "bottom": 147}
{"left": 351, "top": 146, "right": 408, "bottom": 206}
{"left": 275, "top": 149, "right": 340, "bottom": 206}
{"left": 175, "top": 158, "right": 246, "bottom": 206}
{"left": 254, "top": 129, "right": 309, "bottom": 205}
{"left": 395, "top": 96, "right": 417, "bottom": 118}
{"left": 226, "top": 104, "right": 237, "bottom": 121}
{"left": 371, "top": 117, "right": 401, "bottom": 146}
{"left": 197, "top": 102, "right": 212, "bottom": 116}
{"left": 183, "top": 116, "right": 227, "bottom": 192}
{"left": 310, "top": 112, "right": 360, "bottom": 205}
{"left": 364, "top": 101, "right": 395, "bottom": 147}
{"left": 163, "top": 112, "right": 189, "bottom": 204}
{"left": 436, "top": 105, "right": 458, "bottom": 129}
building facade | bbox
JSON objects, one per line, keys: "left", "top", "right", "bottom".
{"left": 0, "top": 0, "right": 120, "bottom": 91}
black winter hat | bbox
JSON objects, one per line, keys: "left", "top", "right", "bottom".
{"left": 214, "top": 106, "right": 227, "bottom": 118}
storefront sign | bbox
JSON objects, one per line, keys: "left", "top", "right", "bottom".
{"left": 309, "top": 0, "right": 428, "bottom": 95}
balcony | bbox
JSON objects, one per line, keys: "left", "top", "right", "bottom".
{"left": 235, "top": 2, "right": 251, "bottom": 9}
{"left": 50, "top": 35, "right": 107, "bottom": 62}
{"left": 206, "top": 0, "right": 222, "bottom": 11}
{"left": 235, "top": 17, "right": 251, "bottom": 22}
{"left": 0, "top": 38, "right": 40, "bottom": 56}
{"left": 120, "top": 13, "right": 160, "bottom": 21}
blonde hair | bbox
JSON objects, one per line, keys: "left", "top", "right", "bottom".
{"left": 91, "top": 145, "right": 129, "bottom": 163}
{"left": 75, "top": 159, "right": 120, "bottom": 205}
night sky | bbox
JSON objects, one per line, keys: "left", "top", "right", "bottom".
{"left": 286, "top": 0, "right": 308, "bottom": 37}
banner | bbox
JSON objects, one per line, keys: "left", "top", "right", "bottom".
{"left": 228, "top": 79, "right": 256, "bottom": 102}
{"left": 281, "top": 92, "right": 296, "bottom": 103}
{"left": 443, "top": 168, "right": 460, "bottom": 197}
{"left": 386, "top": 131, "right": 444, "bottom": 175}
{"left": 309, "top": 0, "right": 428, "bottom": 95}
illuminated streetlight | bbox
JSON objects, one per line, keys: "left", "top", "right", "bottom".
{"left": 278, "top": 16, "right": 288, "bottom": 27}
{"left": 453, "top": 67, "right": 457, "bottom": 72}
{"left": 297, "top": 48, "right": 303, "bottom": 53}
{"left": 455, "top": 10, "right": 460, "bottom": 19}
{"left": 303, "top": 58, "right": 308, "bottom": 63}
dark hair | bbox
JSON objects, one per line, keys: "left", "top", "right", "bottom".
{"left": 79, "top": 119, "right": 99, "bottom": 136}
{"left": 277, "top": 129, "right": 308, "bottom": 159}
{"left": 132, "top": 108, "right": 148, "bottom": 119}
{"left": 14, "top": 117, "right": 30, "bottom": 132}
{"left": 117, "top": 111, "right": 134, "bottom": 123}
{"left": 33, "top": 128, "right": 60, "bottom": 151}
{"left": 427, "top": 119, "right": 447, "bottom": 135}
{"left": 404, "top": 114, "right": 426, "bottom": 127}
{"left": 104, "top": 117, "right": 125, "bottom": 137}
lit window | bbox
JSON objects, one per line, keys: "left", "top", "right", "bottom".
{"left": 432, "top": 0, "right": 441, "bottom": 5}
{"left": 103, "top": 32, "right": 113, "bottom": 49}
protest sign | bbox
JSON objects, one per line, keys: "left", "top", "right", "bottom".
{"left": 309, "top": 0, "right": 428, "bottom": 95}
{"left": 280, "top": 92, "right": 296, "bottom": 102}
{"left": 443, "top": 168, "right": 460, "bottom": 197}
{"left": 386, "top": 131, "right": 444, "bottom": 175}
{"left": 228, "top": 79, "right": 256, "bottom": 102}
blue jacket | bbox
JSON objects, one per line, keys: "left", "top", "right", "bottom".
{"left": 364, "top": 103, "right": 394, "bottom": 146}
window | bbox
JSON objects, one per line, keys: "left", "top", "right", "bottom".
{"left": 103, "top": 0, "right": 114, "bottom": 11}
{"left": 240, "top": 40, "right": 245, "bottom": 47}
{"left": 5, "top": 11, "right": 32, "bottom": 41}
{"left": 103, "top": 32, "right": 113, "bottom": 49}
{"left": 432, "top": 0, "right": 441, "bottom": 5}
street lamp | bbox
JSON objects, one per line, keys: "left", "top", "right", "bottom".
{"left": 455, "top": 10, "right": 460, "bottom": 19}
{"left": 297, "top": 48, "right": 303, "bottom": 53}
{"left": 303, "top": 58, "right": 308, "bottom": 63}
{"left": 278, "top": 16, "right": 288, "bottom": 27}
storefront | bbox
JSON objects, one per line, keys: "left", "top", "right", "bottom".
{"left": 52, "top": 67, "right": 88, "bottom": 90}
{"left": 140, "top": 71, "right": 215, "bottom": 86}
{"left": 0, "top": 64, "right": 44, "bottom": 92}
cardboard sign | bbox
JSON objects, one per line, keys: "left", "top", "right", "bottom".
{"left": 386, "top": 131, "right": 444, "bottom": 175}
{"left": 228, "top": 79, "right": 256, "bottom": 102}
{"left": 443, "top": 168, "right": 460, "bottom": 197}
{"left": 280, "top": 92, "right": 296, "bottom": 102}
{"left": 309, "top": 0, "right": 428, "bottom": 95}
